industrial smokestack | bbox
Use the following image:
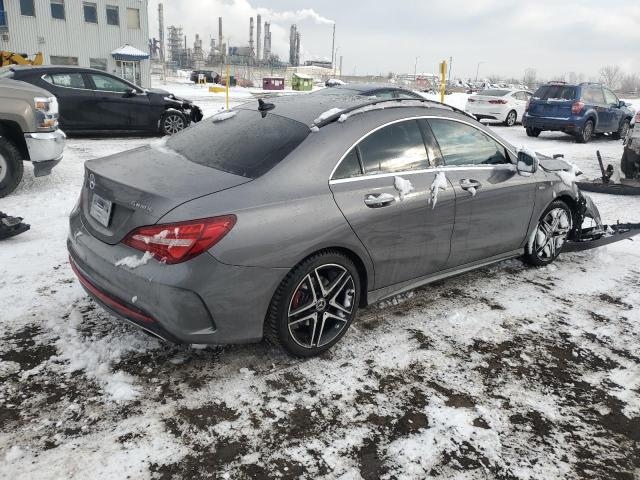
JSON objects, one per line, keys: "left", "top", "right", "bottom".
{"left": 295, "top": 31, "right": 301, "bottom": 67}
{"left": 263, "top": 22, "right": 271, "bottom": 59}
{"left": 256, "top": 14, "right": 262, "bottom": 61}
{"left": 158, "top": 3, "right": 164, "bottom": 61}
{"left": 218, "top": 17, "right": 223, "bottom": 56}
{"left": 249, "top": 17, "right": 254, "bottom": 60}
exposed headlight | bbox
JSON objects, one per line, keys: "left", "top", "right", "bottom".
{"left": 34, "top": 96, "right": 59, "bottom": 129}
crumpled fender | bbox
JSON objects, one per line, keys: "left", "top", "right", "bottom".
{"left": 576, "top": 191, "right": 602, "bottom": 231}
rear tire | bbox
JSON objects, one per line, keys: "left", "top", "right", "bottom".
{"left": 504, "top": 110, "right": 517, "bottom": 127}
{"left": 612, "top": 119, "right": 630, "bottom": 140}
{"left": 160, "top": 111, "right": 187, "bottom": 136}
{"left": 523, "top": 200, "right": 572, "bottom": 267}
{"left": 576, "top": 119, "right": 594, "bottom": 143}
{"left": 526, "top": 127, "right": 541, "bottom": 137}
{"left": 0, "top": 137, "right": 24, "bottom": 198}
{"left": 265, "top": 251, "right": 361, "bottom": 358}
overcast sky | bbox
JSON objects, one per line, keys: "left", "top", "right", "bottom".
{"left": 149, "top": 0, "right": 640, "bottom": 81}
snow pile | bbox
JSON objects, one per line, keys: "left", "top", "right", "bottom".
{"left": 556, "top": 161, "right": 582, "bottom": 188}
{"left": 115, "top": 251, "right": 154, "bottom": 269}
{"left": 429, "top": 171, "right": 448, "bottom": 209}
{"left": 5, "top": 446, "right": 24, "bottom": 462}
{"left": 310, "top": 125, "right": 320, "bottom": 133}
{"left": 394, "top": 176, "right": 414, "bottom": 200}
{"left": 337, "top": 114, "right": 348, "bottom": 123}
{"left": 313, "top": 107, "right": 343, "bottom": 125}
{"left": 211, "top": 110, "right": 237, "bottom": 123}
{"left": 466, "top": 186, "right": 477, "bottom": 197}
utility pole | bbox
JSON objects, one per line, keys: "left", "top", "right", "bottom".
{"left": 475, "top": 61, "right": 484, "bottom": 82}
{"left": 339, "top": 55, "right": 343, "bottom": 78}
{"left": 448, "top": 56, "right": 452, "bottom": 85}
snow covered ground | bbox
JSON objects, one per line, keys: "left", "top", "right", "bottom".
{"left": 0, "top": 85, "right": 639, "bottom": 479}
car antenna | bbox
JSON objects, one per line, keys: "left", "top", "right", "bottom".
{"left": 258, "top": 99, "right": 275, "bottom": 112}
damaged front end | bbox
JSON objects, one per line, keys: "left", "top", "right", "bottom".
{"left": 164, "top": 93, "right": 204, "bottom": 124}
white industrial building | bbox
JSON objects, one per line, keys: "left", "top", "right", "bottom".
{"left": 0, "top": 0, "right": 151, "bottom": 87}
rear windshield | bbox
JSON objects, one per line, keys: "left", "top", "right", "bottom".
{"left": 313, "top": 88, "right": 362, "bottom": 96}
{"left": 0, "top": 68, "right": 15, "bottom": 79}
{"left": 166, "top": 109, "right": 310, "bottom": 178}
{"left": 479, "top": 89, "right": 509, "bottom": 97}
{"left": 533, "top": 85, "right": 577, "bottom": 101}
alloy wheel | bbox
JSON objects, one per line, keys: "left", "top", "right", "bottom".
{"left": 582, "top": 122, "right": 594, "bottom": 142}
{"left": 164, "top": 114, "right": 185, "bottom": 134}
{"left": 287, "top": 264, "right": 356, "bottom": 349}
{"left": 506, "top": 111, "right": 517, "bottom": 126}
{"left": 0, "top": 153, "right": 6, "bottom": 183}
{"left": 533, "top": 207, "right": 572, "bottom": 261}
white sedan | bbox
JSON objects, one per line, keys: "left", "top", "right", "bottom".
{"left": 465, "top": 89, "right": 532, "bottom": 127}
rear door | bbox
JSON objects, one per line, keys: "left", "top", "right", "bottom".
{"left": 581, "top": 86, "right": 609, "bottom": 132}
{"left": 41, "top": 71, "right": 96, "bottom": 130}
{"left": 330, "top": 119, "right": 456, "bottom": 288}
{"left": 426, "top": 118, "right": 536, "bottom": 267}
{"left": 87, "top": 73, "right": 154, "bottom": 131}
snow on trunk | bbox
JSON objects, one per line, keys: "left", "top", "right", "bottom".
{"left": 394, "top": 176, "right": 415, "bottom": 201}
{"left": 211, "top": 110, "right": 237, "bottom": 122}
{"left": 429, "top": 171, "right": 448, "bottom": 209}
{"left": 115, "top": 251, "right": 154, "bottom": 269}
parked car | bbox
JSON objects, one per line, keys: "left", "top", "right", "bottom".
{"left": 0, "top": 75, "right": 65, "bottom": 197}
{"left": 68, "top": 95, "right": 601, "bottom": 357}
{"left": 190, "top": 70, "right": 217, "bottom": 84}
{"left": 621, "top": 109, "right": 640, "bottom": 179}
{"left": 313, "top": 83, "right": 425, "bottom": 100}
{"left": 1, "top": 66, "right": 203, "bottom": 135}
{"left": 522, "top": 82, "right": 634, "bottom": 143}
{"left": 465, "top": 88, "right": 532, "bottom": 126}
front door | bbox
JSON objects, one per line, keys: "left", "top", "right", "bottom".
{"left": 603, "top": 88, "right": 623, "bottom": 133}
{"left": 426, "top": 118, "right": 536, "bottom": 266}
{"left": 330, "top": 119, "right": 456, "bottom": 289}
{"left": 87, "top": 73, "right": 153, "bottom": 130}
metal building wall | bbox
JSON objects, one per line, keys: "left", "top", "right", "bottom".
{"left": 1, "top": 0, "right": 151, "bottom": 87}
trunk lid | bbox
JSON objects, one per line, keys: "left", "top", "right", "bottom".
{"left": 81, "top": 143, "right": 251, "bottom": 245}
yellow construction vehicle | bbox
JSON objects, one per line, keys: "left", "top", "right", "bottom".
{"left": 1, "top": 51, "right": 44, "bottom": 67}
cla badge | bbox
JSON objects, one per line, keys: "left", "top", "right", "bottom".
{"left": 89, "top": 173, "right": 96, "bottom": 190}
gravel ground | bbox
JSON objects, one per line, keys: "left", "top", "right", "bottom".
{"left": 0, "top": 88, "right": 638, "bottom": 479}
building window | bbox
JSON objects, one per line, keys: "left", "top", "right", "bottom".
{"left": 90, "top": 58, "right": 107, "bottom": 71}
{"left": 0, "top": 0, "right": 7, "bottom": 27}
{"left": 50, "top": 0, "right": 65, "bottom": 20}
{"left": 20, "top": 0, "right": 35, "bottom": 16}
{"left": 83, "top": 2, "right": 97, "bottom": 23}
{"left": 126, "top": 8, "right": 140, "bottom": 29}
{"left": 50, "top": 55, "right": 79, "bottom": 66}
{"left": 106, "top": 5, "right": 119, "bottom": 26}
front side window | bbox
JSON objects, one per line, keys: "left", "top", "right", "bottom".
{"left": 83, "top": 2, "right": 97, "bottom": 23}
{"left": 90, "top": 73, "right": 131, "bottom": 93}
{"left": 333, "top": 148, "right": 363, "bottom": 180}
{"left": 20, "top": 0, "right": 35, "bottom": 16}
{"left": 428, "top": 119, "right": 508, "bottom": 166}
{"left": 43, "top": 72, "right": 86, "bottom": 89}
{"left": 603, "top": 88, "right": 618, "bottom": 106}
{"left": 50, "top": 0, "right": 64, "bottom": 19}
{"left": 126, "top": 8, "right": 140, "bottom": 28}
{"left": 358, "top": 120, "right": 429, "bottom": 174}
{"left": 106, "top": 5, "right": 119, "bottom": 25}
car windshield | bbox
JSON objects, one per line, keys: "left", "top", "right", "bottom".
{"left": 166, "top": 109, "right": 310, "bottom": 179}
{"left": 533, "top": 85, "right": 577, "bottom": 101}
{"left": 479, "top": 89, "right": 509, "bottom": 96}
{"left": 0, "top": 68, "right": 15, "bottom": 79}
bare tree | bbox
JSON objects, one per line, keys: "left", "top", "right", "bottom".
{"left": 599, "top": 65, "right": 622, "bottom": 90}
{"left": 487, "top": 74, "right": 503, "bottom": 84}
{"left": 620, "top": 73, "right": 640, "bottom": 93}
{"left": 523, "top": 68, "right": 536, "bottom": 88}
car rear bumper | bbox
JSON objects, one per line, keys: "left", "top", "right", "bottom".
{"left": 522, "top": 113, "right": 582, "bottom": 132}
{"left": 67, "top": 208, "right": 287, "bottom": 345}
{"left": 465, "top": 104, "right": 508, "bottom": 121}
{"left": 24, "top": 130, "right": 66, "bottom": 172}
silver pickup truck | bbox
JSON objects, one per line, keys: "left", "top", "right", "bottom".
{"left": 0, "top": 77, "right": 66, "bottom": 197}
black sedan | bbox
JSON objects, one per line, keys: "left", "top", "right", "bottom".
{"left": 313, "top": 82, "right": 425, "bottom": 100}
{"left": 1, "top": 66, "right": 202, "bottom": 135}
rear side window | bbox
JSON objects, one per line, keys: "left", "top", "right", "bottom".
{"left": 428, "top": 119, "right": 507, "bottom": 166}
{"left": 358, "top": 120, "right": 429, "bottom": 174}
{"left": 166, "top": 110, "right": 310, "bottom": 179}
{"left": 333, "top": 148, "right": 363, "bottom": 180}
{"left": 533, "top": 85, "right": 577, "bottom": 101}
{"left": 581, "top": 87, "right": 605, "bottom": 104}
{"left": 43, "top": 72, "right": 87, "bottom": 89}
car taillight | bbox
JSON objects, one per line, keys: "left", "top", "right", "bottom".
{"left": 488, "top": 99, "right": 507, "bottom": 104}
{"left": 571, "top": 101, "right": 585, "bottom": 114}
{"left": 468, "top": 98, "right": 476, "bottom": 103}
{"left": 122, "top": 215, "right": 236, "bottom": 265}
{"left": 635, "top": 111, "right": 640, "bottom": 123}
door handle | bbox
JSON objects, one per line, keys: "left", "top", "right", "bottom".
{"left": 364, "top": 193, "right": 395, "bottom": 208}
{"left": 460, "top": 179, "right": 482, "bottom": 191}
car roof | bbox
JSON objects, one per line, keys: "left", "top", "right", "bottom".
{"left": 8, "top": 65, "right": 103, "bottom": 74}
{"left": 326, "top": 83, "right": 414, "bottom": 94}
{"left": 237, "top": 94, "right": 470, "bottom": 127}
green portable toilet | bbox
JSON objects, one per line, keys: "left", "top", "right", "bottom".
{"left": 292, "top": 73, "right": 313, "bottom": 91}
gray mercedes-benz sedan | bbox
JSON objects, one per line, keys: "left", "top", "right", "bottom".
{"left": 68, "top": 94, "right": 600, "bottom": 357}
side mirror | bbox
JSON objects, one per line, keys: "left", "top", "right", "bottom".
{"left": 517, "top": 150, "right": 538, "bottom": 176}
{"left": 123, "top": 88, "right": 137, "bottom": 98}
{"left": 619, "top": 100, "right": 626, "bottom": 108}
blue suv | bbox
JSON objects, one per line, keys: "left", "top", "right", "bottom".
{"left": 522, "top": 82, "right": 633, "bottom": 143}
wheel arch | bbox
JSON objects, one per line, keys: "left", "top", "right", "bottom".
{"left": 0, "top": 120, "right": 28, "bottom": 160}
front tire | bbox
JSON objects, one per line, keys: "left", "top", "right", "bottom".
{"left": 526, "top": 127, "right": 541, "bottom": 137}
{"left": 160, "top": 111, "right": 187, "bottom": 136}
{"left": 523, "top": 201, "right": 572, "bottom": 267}
{"left": 612, "top": 119, "right": 630, "bottom": 140}
{"left": 265, "top": 251, "right": 361, "bottom": 358}
{"left": 504, "top": 110, "right": 517, "bottom": 127}
{"left": 0, "top": 137, "right": 24, "bottom": 198}
{"left": 576, "top": 119, "right": 594, "bottom": 143}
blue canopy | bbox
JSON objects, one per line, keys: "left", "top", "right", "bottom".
{"left": 111, "top": 45, "right": 149, "bottom": 61}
